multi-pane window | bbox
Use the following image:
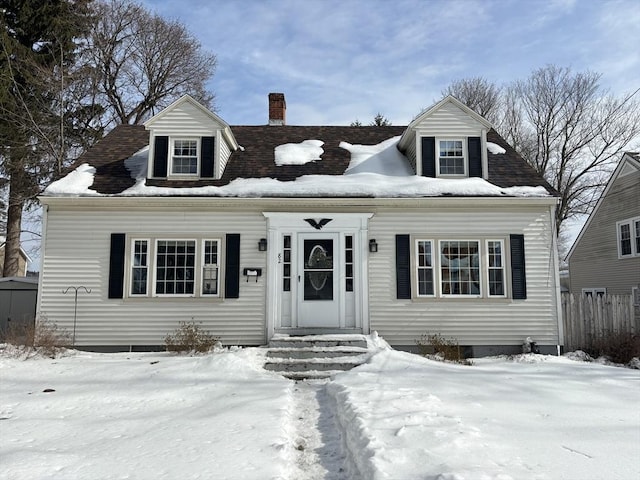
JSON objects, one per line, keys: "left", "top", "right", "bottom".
{"left": 487, "top": 240, "right": 506, "bottom": 297}
{"left": 416, "top": 240, "right": 434, "bottom": 296}
{"left": 171, "top": 139, "right": 198, "bottom": 175}
{"left": 617, "top": 217, "right": 640, "bottom": 258}
{"left": 202, "top": 240, "right": 219, "bottom": 295}
{"left": 129, "top": 238, "right": 222, "bottom": 297}
{"left": 440, "top": 240, "right": 480, "bottom": 296}
{"left": 345, "top": 235, "right": 354, "bottom": 292}
{"left": 438, "top": 139, "right": 465, "bottom": 175}
{"left": 155, "top": 240, "right": 196, "bottom": 295}
{"left": 131, "top": 239, "right": 149, "bottom": 295}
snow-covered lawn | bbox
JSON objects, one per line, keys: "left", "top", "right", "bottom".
{"left": 1, "top": 345, "right": 638, "bottom": 480}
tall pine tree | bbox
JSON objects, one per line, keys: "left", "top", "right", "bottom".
{"left": 0, "top": 0, "right": 91, "bottom": 276}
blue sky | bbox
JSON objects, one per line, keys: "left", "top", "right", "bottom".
{"left": 140, "top": 0, "right": 640, "bottom": 126}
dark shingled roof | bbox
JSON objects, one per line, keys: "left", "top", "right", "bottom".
{"left": 71, "top": 123, "right": 556, "bottom": 196}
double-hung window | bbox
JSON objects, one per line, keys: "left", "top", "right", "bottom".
{"left": 130, "top": 239, "right": 149, "bottom": 295}
{"left": 416, "top": 240, "right": 435, "bottom": 296}
{"left": 486, "top": 240, "right": 506, "bottom": 297}
{"left": 437, "top": 139, "right": 466, "bottom": 176}
{"left": 414, "top": 238, "right": 507, "bottom": 298}
{"left": 171, "top": 139, "right": 199, "bottom": 175}
{"left": 202, "top": 240, "right": 220, "bottom": 295}
{"left": 617, "top": 217, "right": 640, "bottom": 258}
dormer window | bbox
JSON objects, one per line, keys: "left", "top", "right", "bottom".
{"left": 144, "top": 95, "right": 239, "bottom": 181}
{"left": 171, "top": 139, "right": 199, "bottom": 176}
{"left": 437, "top": 139, "right": 466, "bottom": 176}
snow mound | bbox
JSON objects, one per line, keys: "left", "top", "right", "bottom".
{"left": 44, "top": 163, "right": 99, "bottom": 196}
{"left": 487, "top": 142, "right": 506, "bottom": 154}
{"left": 275, "top": 139, "right": 324, "bottom": 165}
{"left": 341, "top": 136, "right": 413, "bottom": 176}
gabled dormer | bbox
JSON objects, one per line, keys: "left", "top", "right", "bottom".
{"left": 144, "top": 95, "right": 238, "bottom": 180}
{"left": 398, "top": 95, "right": 492, "bottom": 179}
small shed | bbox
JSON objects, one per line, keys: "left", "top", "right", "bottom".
{"left": 0, "top": 277, "right": 39, "bottom": 340}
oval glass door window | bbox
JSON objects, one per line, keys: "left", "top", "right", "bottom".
{"left": 304, "top": 239, "right": 333, "bottom": 300}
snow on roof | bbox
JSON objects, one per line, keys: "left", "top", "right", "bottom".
{"left": 45, "top": 164, "right": 100, "bottom": 196}
{"left": 43, "top": 137, "right": 551, "bottom": 199}
{"left": 487, "top": 142, "right": 506, "bottom": 154}
{"left": 274, "top": 139, "right": 324, "bottom": 166}
{"left": 341, "top": 137, "right": 413, "bottom": 176}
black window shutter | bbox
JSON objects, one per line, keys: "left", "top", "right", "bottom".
{"left": 225, "top": 234, "right": 241, "bottom": 298}
{"left": 396, "top": 234, "right": 411, "bottom": 299}
{"left": 108, "top": 233, "right": 126, "bottom": 299}
{"left": 201, "top": 136, "right": 215, "bottom": 178}
{"left": 510, "top": 234, "right": 527, "bottom": 300}
{"left": 468, "top": 137, "right": 482, "bottom": 177}
{"left": 421, "top": 137, "right": 436, "bottom": 177}
{"left": 153, "top": 136, "right": 169, "bottom": 177}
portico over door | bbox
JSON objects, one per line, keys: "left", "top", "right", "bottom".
{"left": 297, "top": 233, "right": 340, "bottom": 327}
{"left": 263, "top": 212, "right": 373, "bottom": 339}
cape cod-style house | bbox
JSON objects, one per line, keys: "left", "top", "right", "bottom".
{"left": 37, "top": 93, "right": 563, "bottom": 355}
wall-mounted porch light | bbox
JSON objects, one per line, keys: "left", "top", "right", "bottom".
{"left": 369, "top": 239, "right": 378, "bottom": 253}
{"left": 258, "top": 238, "right": 268, "bottom": 251}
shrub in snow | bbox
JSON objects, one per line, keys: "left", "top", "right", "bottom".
{"left": 416, "top": 333, "right": 472, "bottom": 365}
{"left": 586, "top": 330, "right": 640, "bottom": 365}
{"left": 164, "top": 321, "right": 220, "bottom": 354}
{"left": 1, "top": 317, "right": 71, "bottom": 358}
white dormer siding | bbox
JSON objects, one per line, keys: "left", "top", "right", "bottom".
{"left": 144, "top": 95, "right": 238, "bottom": 180}
{"left": 398, "top": 96, "right": 491, "bottom": 180}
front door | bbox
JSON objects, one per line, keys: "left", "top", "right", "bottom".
{"left": 297, "top": 233, "right": 340, "bottom": 327}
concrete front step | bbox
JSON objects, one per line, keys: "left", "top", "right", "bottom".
{"left": 267, "top": 347, "right": 368, "bottom": 360}
{"left": 265, "top": 334, "right": 374, "bottom": 380}
{"left": 269, "top": 334, "right": 368, "bottom": 349}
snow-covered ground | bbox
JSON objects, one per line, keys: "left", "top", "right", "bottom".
{"left": 1, "top": 345, "right": 638, "bottom": 480}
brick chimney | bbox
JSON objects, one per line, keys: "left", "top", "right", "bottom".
{"left": 268, "top": 93, "right": 286, "bottom": 126}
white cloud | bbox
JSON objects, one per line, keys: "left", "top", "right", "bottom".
{"left": 140, "top": 0, "right": 639, "bottom": 126}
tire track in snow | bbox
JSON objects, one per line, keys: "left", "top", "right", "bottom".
{"left": 289, "top": 380, "right": 357, "bottom": 480}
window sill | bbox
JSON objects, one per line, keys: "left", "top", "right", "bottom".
{"left": 411, "top": 296, "right": 513, "bottom": 303}
{"left": 124, "top": 296, "right": 224, "bottom": 302}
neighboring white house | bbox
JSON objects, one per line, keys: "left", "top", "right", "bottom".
{"left": 37, "top": 94, "right": 563, "bottom": 354}
{"left": 567, "top": 152, "right": 640, "bottom": 321}
{"left": 0, "top": 236, "right": 32, "bottom": 277}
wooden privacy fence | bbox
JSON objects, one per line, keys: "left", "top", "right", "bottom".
{"left": 562, "top": 293, "right": 638, "bottom": 351}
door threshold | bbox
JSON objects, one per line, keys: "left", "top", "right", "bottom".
{"left": 275, "top": 328, "right": 363, "bottom": 336}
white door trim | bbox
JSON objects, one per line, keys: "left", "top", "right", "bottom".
{"left": 263, "top": 212, "right": 373, "bottom": 340}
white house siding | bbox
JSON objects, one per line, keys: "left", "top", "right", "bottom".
{"left": 147, "top": 100, "right": 222, "bottom": 137}
{"left": 367, "top": 201, "right": 560, "bottom": 348}
{"left": 218, "top": 133, "right": 232, "bottom": 177}
{"left": 404, "top": 136, "right": 417, "bottom": 173}
{"left": 39, "top": 197, "right": 560, "bottom": 350}
{"left": 38, "top": 200, "right": 269, "bottom": 347}
{"left": 414, "top": 102, "right": 485, "bottom": 138}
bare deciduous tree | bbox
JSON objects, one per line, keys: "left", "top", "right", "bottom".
{"left": 508, "top": 66, "right": 640, "bottom": 236}
{"left": 443, "top": 66, "right": 640, "bottom": 240}
{"left": 83, "top": 0, "right": 217, "bottom": 127}
{"left": 442, "top": 77, "right": 502, "bottom": 124}
{"left": 1, "top": 0, "right": 218, "bottom": 275}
